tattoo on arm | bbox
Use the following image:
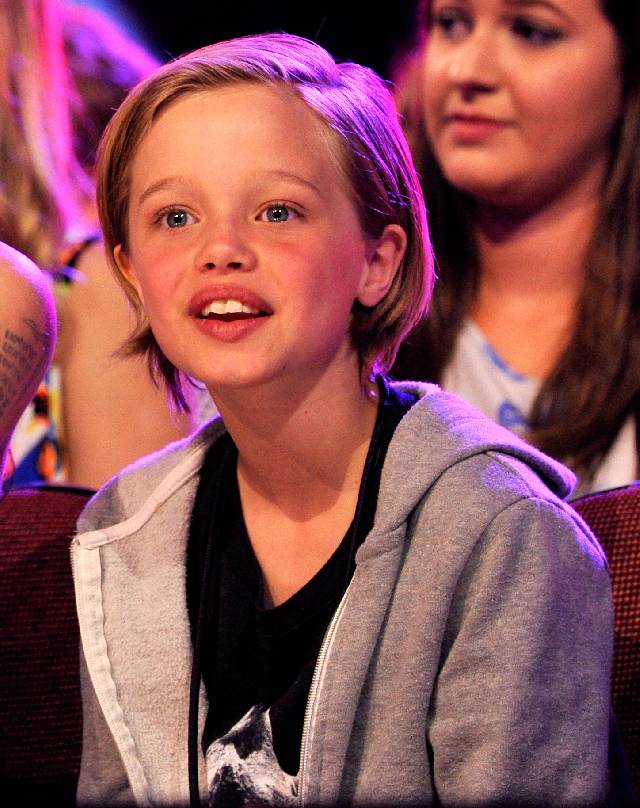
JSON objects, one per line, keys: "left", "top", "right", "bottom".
{"left": 0, "top": 318, "right": 52, "bottom": 419}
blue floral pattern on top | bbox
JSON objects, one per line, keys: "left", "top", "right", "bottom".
{"left": 442, "top": 320, "right": 638, "bottom": 493}
{"left": 498, "top": 401, "right": 529, "bottom": 430}
{"left": 482, "top": 342, "right": 529, "bottom": 383}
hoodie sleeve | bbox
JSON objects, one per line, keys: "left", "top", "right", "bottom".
{"left": 428, "top": 495, "right": 613, "bottom": 806}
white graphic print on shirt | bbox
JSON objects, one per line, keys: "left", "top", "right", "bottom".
{"left": 206, "top": 704, "right": 297, "bottom": 807}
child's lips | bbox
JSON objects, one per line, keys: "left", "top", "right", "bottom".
{"left": 188, "top": 285, "right": 273, "bottom": 319}
{"left": 197, "top": 300, "right": 268, "bottom": 324}
{"left": 188, "top": 285, "right": 273, "bottom": 342}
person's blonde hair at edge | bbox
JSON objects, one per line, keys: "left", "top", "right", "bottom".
{"left": 0, "top": 0, "right": 93, "bottom": 268}
{"left": 96, "top": 32, "right": 434, "bottom": 410}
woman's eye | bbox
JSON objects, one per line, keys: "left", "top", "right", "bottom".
{"left": 512, "top": 17, "right": 564, "bottom": 45}
{"left": 161, "top": 209, "right": 193, "bottom": 228}
{"left": 260, "top": 204, "right": 298, "bottom": 223}
{"left": 431, "top": 8, "right": 470, "bottom": 40}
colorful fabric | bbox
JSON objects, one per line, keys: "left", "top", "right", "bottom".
{"left": 9, "top": 365, "right": 64, "bottom": 485}
{"left": 9, "top": 236, "right": 99, "bottom": 485}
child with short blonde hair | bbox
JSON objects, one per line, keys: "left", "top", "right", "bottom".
{"left": 74, "top": 32, "right": 615, "bottom": 807}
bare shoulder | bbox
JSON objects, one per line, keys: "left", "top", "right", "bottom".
{"left": 0, "top": 242, "right": 57, "bottom": 363}
{"left": 59, "top": 236, "right": 195, "bottom": 489}
{"left": 67, "top": 238, "right": 126, "bottom": 310}
{"left": 0, "top": 243, "right": 56, "bottom": 332}
{"left": 62, "top": 237, "right": 135, "bottom": 356}
{"left": 0, "top": 242, "right": 57, "bottom": 458}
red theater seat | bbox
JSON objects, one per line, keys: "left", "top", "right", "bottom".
{"left": 1, "top": 480, "right": 638, "bottom": 801}
{"left": 0, "top": 483, "right": 93, "bottom": 806}
{"left": 573, "top": 483, "right": 640, "bottom": 791}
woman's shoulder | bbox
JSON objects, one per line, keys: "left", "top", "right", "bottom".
{"left": 52, "top": 234, "right": 120, "bottom": 312}
{"left": 0, "top": 243, "right": 56, "bottom": 333}
{"left": 49, "top": 235, "right": 108, "bottom": 363}
{"left": 59, "top": 235, "right": 110, "bottom": 291}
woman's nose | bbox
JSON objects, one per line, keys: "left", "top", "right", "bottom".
{"left": 446, "top": 29, "right": 500, "bottom": 95}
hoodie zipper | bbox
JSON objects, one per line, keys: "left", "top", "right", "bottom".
{"left": 298, "top": 583, "right": 351, "bottom": 805}
{"left": 70, "top": 538, "right": 78, "bottom": 585}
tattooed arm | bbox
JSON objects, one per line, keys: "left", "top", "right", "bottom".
{"left": 0, "top": 243, "right": 57, "bottom": 481}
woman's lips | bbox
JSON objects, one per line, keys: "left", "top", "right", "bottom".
{"left": 446, "top": 115, "right": 509, "bottom": 143}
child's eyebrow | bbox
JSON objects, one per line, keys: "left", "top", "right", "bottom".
{"left": 136, "top": 177, "right": 192, "bottom": 207}
{"left": 261, "top": 170, "right": 322, "bottom": 196}
{"left": 135, "top": 171, "right": 323, "bottom": 208}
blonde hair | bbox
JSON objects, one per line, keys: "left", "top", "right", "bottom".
{"left": 96, "top": 32, "right": 434, "bottom": 409}
{"left": 0, "top": 0, "right": 92, "bottom": 268}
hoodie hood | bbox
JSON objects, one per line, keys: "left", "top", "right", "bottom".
{"left": 76, "top": 381, "right": 574, "bottom": 550}
{"left": 372, "top": 381, "right": 574, "bottom": 535}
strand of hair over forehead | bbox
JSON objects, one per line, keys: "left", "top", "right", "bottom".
{"left": 169, "top": 31, "right": 380, "bottom": 91}
{"left": 160, "top": 32, "right": 411, "bottom": 211}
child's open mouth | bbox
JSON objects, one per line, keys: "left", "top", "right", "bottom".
{"left": 198, "top": 299, "right": 270, "bottom": 322}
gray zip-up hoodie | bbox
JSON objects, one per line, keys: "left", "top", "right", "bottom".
{"left": 72, "top": 382, "right": 613, "bottom": 807}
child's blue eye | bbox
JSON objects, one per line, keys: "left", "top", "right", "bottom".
{"left": 163, "top": 209, "right": 191, "bottom": 228}
{"left": 266, "top": 205, "right": 289, "bottom": 223}
{"left": 262, "top": 204, "right": 296, "bottom": 223}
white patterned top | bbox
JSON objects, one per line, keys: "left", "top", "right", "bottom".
{"left": 442, "top": 321, "right": 638, "bottom": 495}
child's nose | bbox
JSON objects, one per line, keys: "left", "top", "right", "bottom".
{"left": 196, "top": 223, "right": 256, "bottom": 272}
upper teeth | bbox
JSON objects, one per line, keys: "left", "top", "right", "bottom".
{"left": 200, "top": 299, "right": 259, "bottom": 316}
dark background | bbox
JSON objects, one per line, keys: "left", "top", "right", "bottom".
{"left": 111, "top": 1, "right": 420, "bottom": 80}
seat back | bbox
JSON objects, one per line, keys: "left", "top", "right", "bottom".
{"left": 572, "top": 484, "right": 640, "bottom": 789}
{"left": 0, "top": 484, "right": 94, "bottom": 804}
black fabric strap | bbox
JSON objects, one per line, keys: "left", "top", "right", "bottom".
{"left": 187, "top": 435, "right": 234, "bottom": 808}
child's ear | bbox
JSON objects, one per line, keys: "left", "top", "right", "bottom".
{"left": 114, "top": 244, "right": 144, "bottom": 305}
{"left": 357, "top": 224, "right": 407, "bottom": 308}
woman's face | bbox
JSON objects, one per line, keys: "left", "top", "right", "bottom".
{"left": 421, "top": 0, "right": 622, "bottom": 208}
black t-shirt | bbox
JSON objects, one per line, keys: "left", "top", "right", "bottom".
{"left": 186, "top": 380, "right": 413, "bottom": 804}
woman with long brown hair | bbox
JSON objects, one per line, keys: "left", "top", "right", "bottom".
{"left": 392, "top": 0, "right": 640, "bottom": 493}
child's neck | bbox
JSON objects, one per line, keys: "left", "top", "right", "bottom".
{"left": 212, "top": 365, "right": 379, "bottom": 607}
{"left": 212, "top": 365, "right": 379, "bottom": 518}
